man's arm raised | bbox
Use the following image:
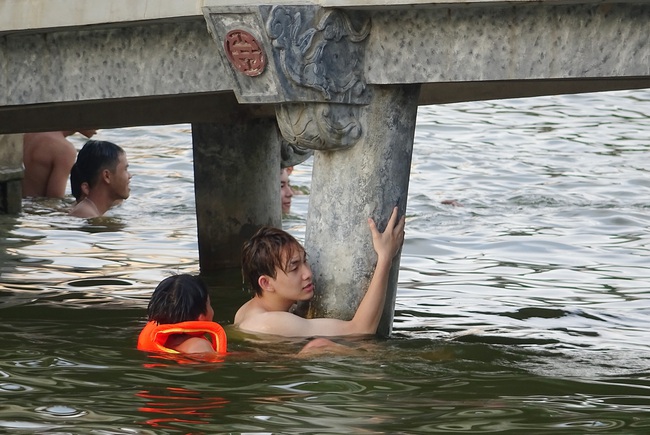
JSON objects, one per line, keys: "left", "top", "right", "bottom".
{"left": 340, "top": 206, "right": 405, "bottom": 335}
{"left": 253, "top": 207, "right": 405, "bottom": 338}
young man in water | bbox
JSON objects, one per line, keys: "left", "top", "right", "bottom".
{"left": 69, "top": 140, "right": 131, "bottom": 218}
{"left": 235, "top": 207, "right": 405, "bottom": 337}
{"left": 22, "top": 130, "right": 97, "bottom": 198}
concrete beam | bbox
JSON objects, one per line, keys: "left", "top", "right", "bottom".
{"left": 365, "top": 3, "right": 649, "bottom": 85}
{"left": 0, "top": 93, "right": 276, "bottom": 135}
{"left": 1, "top": 0, "right": 646, "bottom": 35}
{"left": 1, "top": 19, "right": 233, "bottom": 106}
{"left": 417, "top": 78, "right": 650, "bottom": 106}
{"left": 0, "top": 1, "right": 648, "bottom": 135}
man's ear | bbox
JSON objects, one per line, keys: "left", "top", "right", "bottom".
{"left": 258, "top": 275, "right": 274, "bottom": 293}
{"left": 101, "top": 168, "right": 112, "bottom": 184}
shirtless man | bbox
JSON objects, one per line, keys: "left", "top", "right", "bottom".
{"left": 235, "top": 207, "right": 405, "bottom": 337}
{"left": 69, "top": 140, "right": 131, "bottom": 218}
{"left": 22, "top": 130, "right": 96, "bottom": 198}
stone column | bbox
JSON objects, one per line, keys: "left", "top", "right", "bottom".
{"left": 304, "top": 84, "right": 420, "bottom": 337}
{"left": 192, "top": 119, "right": 281, "bottom": 273}
{"left": 203, "top": 5, "right": 420, "bottom": 335}
{"left": 0, "top": 134, "right": 23, "bottom": 214}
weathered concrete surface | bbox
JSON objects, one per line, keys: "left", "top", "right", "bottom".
{"left": 368, "top": 2, "right": 650, "bottom": 103}
{"left": 192, "top": 119, "right": 281, "bottom": 271}
{"left": 366, "top": 3, "right": 650, "bottom": 83}
{"left": 1, "top": 1, "right": 648, "bottom": 134}
{"left": 1, "top": 19, "right": 233, "bottom": 117}
{"left": 305, "top": 84, "right": 419, "bottom": 336}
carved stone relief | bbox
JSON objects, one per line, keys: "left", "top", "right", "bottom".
{"left": 276, "top": 102, "right": 363, "bottom": 151}
{"left": 265, "top": 6, "right": 371, "bottom": 103}
{"left": 280, "top": 138, "right": 312, "bottom": 168}
{"left": 267, "top": 6, "right": 370, "bottom": 150}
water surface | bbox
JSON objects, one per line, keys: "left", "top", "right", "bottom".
{"left": 1, "top": 90, "right": 650, "bottom": 433}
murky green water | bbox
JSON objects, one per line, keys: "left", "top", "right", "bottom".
{"left": 2, "top": 89, "right": 650, "bottom": 433}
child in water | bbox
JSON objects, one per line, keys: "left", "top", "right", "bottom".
{"left": 137, "top": 273, "right": 353, "bottom": 358}
{"left": 137, "top": 274, "right": 227, "bottom": 355}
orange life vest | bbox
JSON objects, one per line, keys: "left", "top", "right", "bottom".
{"left": 137, "top": 320, "right": 227, "bottom": 354}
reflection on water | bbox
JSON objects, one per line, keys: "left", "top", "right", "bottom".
{"left": 137, "top": 387, "right": 229, "bottom": 430}
{"left": 1, "top": 90, "right": 650, "bottom": 432}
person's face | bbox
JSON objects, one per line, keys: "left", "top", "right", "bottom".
{"left": 281, "top": 169, "right": 293, "bottom": 214}
{"left": 267, "top": 248, "right": 313, "bottom": 302}
{"left": 109, "top": 152, "right": 132, "bottom": 200}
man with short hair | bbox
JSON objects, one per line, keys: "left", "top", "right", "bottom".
{"left": 69, "top": 140, "right": 131, "bottom": 218}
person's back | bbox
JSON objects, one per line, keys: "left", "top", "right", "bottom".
{"left": 22, "top": 130, "right": 96, "bottom": 198}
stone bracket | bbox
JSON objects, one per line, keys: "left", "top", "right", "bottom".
{"left": 280, "top": 138, "right": 313, "bottom": 169}
{"left": 202, "top": 5, "right": 372, "bottom": 106}
{"left": 276, "top": 102, "right": 363, "bottom": 151}
{"left": 203, "top": 5, "right": 371, "bottom": 151}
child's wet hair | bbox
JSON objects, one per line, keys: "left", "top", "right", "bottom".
{"left": 147, "top": 274, "right": 209, "bottom": 324}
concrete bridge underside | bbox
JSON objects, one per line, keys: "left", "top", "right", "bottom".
{"left": 1, "top": 2, "right": 649, "bottom": 132}
{"left": 1, "top": 0, "right": 648, "bottom": 336}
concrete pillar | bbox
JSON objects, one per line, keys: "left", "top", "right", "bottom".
{"left": 305, "top": 84, "right": 420, "bottom": 337}
{"left": 0, "top": 134, "right": 23, "bottom": 214}
{"left": 192, "top": 118, "right": 281, "bottom": 273}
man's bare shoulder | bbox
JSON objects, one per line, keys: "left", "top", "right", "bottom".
{"left": 235, "top": 307, "right": 305, "bottom": 336}
{"left": 24, "top": 132, "right": 76, "bottom": 161}
{"left": 24, "top": 131, "right": 69, "bottom": 146}
{"left": 69, "top": 200, "right": 97, "bottom": 218}
{"left": 234, "top": 298, "right": 257, "bottom": 324}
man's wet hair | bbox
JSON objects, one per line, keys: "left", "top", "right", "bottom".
{"left": 241, "top": 226, "right": 306, "bottom": 297}
{"left": 70, "top": 140, "right": 124, "bottom": 201}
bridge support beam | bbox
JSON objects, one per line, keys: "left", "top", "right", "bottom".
{"left": 192, "top": 118, "right": 281, "bottom": 273}
{"left": 0, "top": 134, "right": 23, "bottom": 214}
{"left": 303, "top": 84, "right": 420, "bottom": 337}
